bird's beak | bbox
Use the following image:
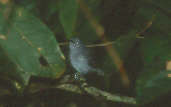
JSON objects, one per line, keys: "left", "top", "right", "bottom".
{"left": 69, "top": 39, "right": 74, "bottom": 43}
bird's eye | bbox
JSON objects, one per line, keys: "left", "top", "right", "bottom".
{"left": 74, "top": 72, "right": 81, "bottom": 80}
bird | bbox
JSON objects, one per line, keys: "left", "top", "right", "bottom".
{"left": 69, "top": 37, "right": 104, "bottom": 80}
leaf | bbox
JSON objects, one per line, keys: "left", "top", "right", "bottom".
{"left": 133, "top": 1, "right": 171, "bottom": 104}
{"left": 59, "top": 0, "right": 79, "bottom": 39}
{"left": 134, "top": 0, "right": 171, "bottom": 72}
{"left": 102, "top": 30, "right": 137, "bottom": 71}
{"left": 141, "top": 34, "right": 171, "bottom": 67}
{"left": 0, "top": 4, "right": 65, "bottom": 87}
{"left": 137, "top": 22, "right": 171, "bottom": 105}
{"left": 114, "top": 31, "right": 137, "bottom": 58}
{"left": 136, "top": 70, "right": 171, "bottom": 104}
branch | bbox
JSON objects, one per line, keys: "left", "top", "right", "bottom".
{"left": 28, "top": 75, "right": 136, "bottom": 104}
{"left": 57, "top": 83, "right": 136, "bottom": 105}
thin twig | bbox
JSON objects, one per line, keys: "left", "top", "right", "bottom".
{"left": 136, "top": 14, "right": 155, "bottom": 38}
{"left": 86, "top": 41, "right": 116, "bottom": 47}
{"left": 58, "top": 41, "right": 116, "bottom": 48}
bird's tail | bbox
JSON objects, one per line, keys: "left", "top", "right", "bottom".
{"left": 92, "top": 68, "right": 104, "bottom": 76}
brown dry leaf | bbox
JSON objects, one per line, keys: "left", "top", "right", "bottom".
{"left": 0, "top": 0, "right": 9, "bottom": 4}
{"left": 0, "top": 34, "right": 7, "bottom": 40}
{"left": 166, "top": 61, "right": 171, "bottom": 70}
{"left": 168, "top": 74, "right": 171, "bottom": 77}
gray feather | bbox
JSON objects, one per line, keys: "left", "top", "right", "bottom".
{"left": 69, "top": 38, "right": 104, "bottom": 78}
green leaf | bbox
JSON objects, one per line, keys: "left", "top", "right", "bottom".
{"left": 102, "top": 30, "right": 137, "bottom": 72}
{"left": 114, "top": 31, "right": 137, "bottom": 58}
{"left": 0, "top": 5, "right": 65, "bottom": 87}
{"left": 59, "top": 0, "right": 79, "bottom": 39}
{"left": 137, "top": 27, "right": 171, "bottom": 105}
{"left": 136, "top": 70, "right": 171, "bottom": 104}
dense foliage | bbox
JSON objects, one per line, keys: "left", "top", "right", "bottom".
{"left": 0, "top": 0, "right": 170, "bottom": 106}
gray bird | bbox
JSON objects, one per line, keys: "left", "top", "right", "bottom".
{"left": 69, "top": 37, "right": 104, "bottom": 79}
